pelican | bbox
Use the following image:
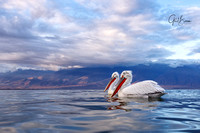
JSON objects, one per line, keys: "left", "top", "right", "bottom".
{"left": 111, "top": 71, "right": 166, "bottom": 98}
{"left": 104, "top": 72, "right": 119, "bottom": 96}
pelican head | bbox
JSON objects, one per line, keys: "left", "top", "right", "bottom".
{"left": 104, "top": 72, "right": 119, "bottom": 92}
{"left": 111, "top": 70, "right": 132, "bottom": 97}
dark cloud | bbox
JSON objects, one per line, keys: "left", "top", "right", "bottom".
{"left": 188, "top": 44, "right": 200, "bottom": 55}
{"left": 146, "top": 48, "right": 174, "bottom": 59}
{"left": 192, "top": 48, "right": 200, "bottom": 53}
{"left": 0, "top": 0, "right": 200, "bottom": 72}
{"left": 0, "top": 14, "right": 34, "bottom": 39}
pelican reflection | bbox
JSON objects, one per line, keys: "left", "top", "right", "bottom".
{"left": 105, "top": 96, "right": 164, "bottom": 112}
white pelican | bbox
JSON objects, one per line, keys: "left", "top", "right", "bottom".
{"left": 104, "top": 72, "right": 119, "bottom": 95}
{"left": 111, "top": 71, "right": 166, "bottom": 98}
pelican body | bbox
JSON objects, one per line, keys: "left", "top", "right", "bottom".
{"left": 111, "top": 71, "right": 165, "bottom": 98}
{"left": 104, "top": 72, "right": 119, "bottom": 95}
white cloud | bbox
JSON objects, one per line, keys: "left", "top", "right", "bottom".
{"left": 0, "top": 0, "right": 200, "bottom": 72}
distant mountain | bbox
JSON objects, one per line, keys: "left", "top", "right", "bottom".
{"left": 0, "top": 64, "right": 200, "bottom": 89}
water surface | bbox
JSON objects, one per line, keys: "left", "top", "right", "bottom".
{"left": 0, "top": 89, "right": 200, "bottom": 133}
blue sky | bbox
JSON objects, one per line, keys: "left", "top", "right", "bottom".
{"left": 0, "top": 0, "right": 200, "bottom": 72}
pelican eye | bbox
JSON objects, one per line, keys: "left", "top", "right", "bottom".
{"left": 124, "top": 72, "right": 128, "bottom": 75}
{"left": 112, "top": 74, "right": 117, "bottom": 78}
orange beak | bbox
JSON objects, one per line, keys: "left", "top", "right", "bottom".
{"left": 104, "top": 77, "right": 116, "bottom": 92}
{"left": 111, "top": 77, "right": 126, "bottom": 97}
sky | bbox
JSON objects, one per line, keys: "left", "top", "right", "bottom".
{"left": 0, "top": 0, "right": 200, "bottom": 72}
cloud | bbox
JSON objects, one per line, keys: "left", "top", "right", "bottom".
{"left": 187, "top": 42, "right": 200, "bottom": 56}
{"left": 0, "top": 0, "right": 200, "bottom": 72}
{"left": 146, "top": 48, "right": 174, "bottom": 59}
{"left": 191, "top": 47, "right": 200, "bottom": 54}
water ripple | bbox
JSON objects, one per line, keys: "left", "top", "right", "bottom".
{"left": 0, "top": 89, "right": 200, "bottom": 132}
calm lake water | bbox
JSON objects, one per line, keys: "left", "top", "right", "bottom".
{"left": 0, "top": 89, "right": 200, "bottom": 133}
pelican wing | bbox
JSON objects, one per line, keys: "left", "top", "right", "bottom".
{"left": 122, "top": 80, "right": 165, "bottom": 95}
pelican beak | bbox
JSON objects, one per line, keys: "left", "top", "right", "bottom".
{"left": 104, "top": 77, "right": 116, "bottom": 92}
{"left": 111, "top": 77, "right": 126, "bottom": 97}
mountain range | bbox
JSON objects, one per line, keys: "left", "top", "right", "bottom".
{"left": 0, "top": 64, "right": 200, "bottom": 90}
